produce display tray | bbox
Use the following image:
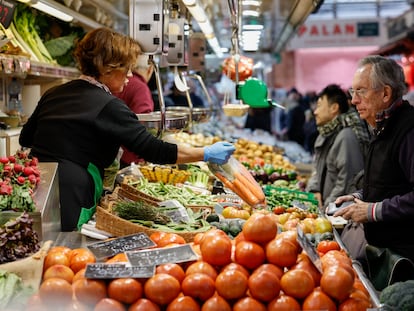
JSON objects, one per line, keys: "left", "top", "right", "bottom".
{"left": 263, "top": 185, "right": 319, "bottom": 206}
{"left": 0, "top": 162, "right": 61, "bottom": 242}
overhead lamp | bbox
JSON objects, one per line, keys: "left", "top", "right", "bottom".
{"left": 207, "top": 37, "right": 223, "bottom": 57}
{"left": 243, "top": 24, "right": 263, "bottom": 30}
{"left": 242, "top": 0, "right": 261, "bottom": 7}
{"left": 182, "top": 0, "right": 223, "bottom": 57}
{"left": 30, "top": 0, "right": 74, "bottom": 22}
{"left": 17, "top": 0, "right": 105, "bottom": 29}
{"left": 242, "top": 10, "right": 260, "bottom": 17}
{"left": 197, "top": 20, "right": 214, "bottom": 36}
{"left": 273, "top": 0, "right": 322, "bottom": 53}
{"left": 289, "top": 0, "right": 319, "bottom": 26}
{"left": 241, "top": 30, "right": 261, "bottom": 51}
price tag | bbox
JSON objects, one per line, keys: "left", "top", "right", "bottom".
{"left": 159, "top": 199, "right": 190, "bottom": 223}
{"left": 126, "top": 244, "right": 198, "bottom": 267}
{"left": 84, "top": 263, "right": 155, "bottom": 279}
{"left": 0, "top": 0, "right": 16, "bottom": 28}
{"left": 296, "top": 226, "right": 323, "bottom": 273}
{"left": 87, "top": 232, "right": 156, "bottom": 260}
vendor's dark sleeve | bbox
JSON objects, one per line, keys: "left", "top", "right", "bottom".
{"left": 95, "top": 99, "right": 178, "bottom": 164}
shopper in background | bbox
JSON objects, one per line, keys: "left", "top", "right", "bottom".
{"left": 19, "top": 27, "right": 235, "bottom": 232}
{"left": 284, "top": 88, "right": 306, "bottom": 146}
{"left": 244, "top": 106, "right": 273, "bottom": 133}
{"left": 306, "top": 84, "right": 367, "bottom": 210}
{"left": 113, "top": 53, "right": 155, "bottom": 168}
{"left": 302, "top": 94, "right": 318, "bottom": 154}
{"left": 148, "top": 72, "right": 175, "bottom": 111}
{"left": 334, "top": 55, "right": 414, "bottom": 263}
{"left": 166, "top": 80, "right": 205, "bottom": 108}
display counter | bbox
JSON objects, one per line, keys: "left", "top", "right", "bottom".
{"left": 0, "top": 162, "right": 61, "bottom": 242}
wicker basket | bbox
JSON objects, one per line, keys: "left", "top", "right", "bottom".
{"left": 119, "top": 182, "right": 214, "bottom": 214}
{"left": 95, "top": 206, "right": 208, "bottom": 242}
{"left": 120, "top": 182, "right": 161, "bottom": 203}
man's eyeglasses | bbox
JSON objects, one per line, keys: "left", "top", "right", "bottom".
{"left": 348, "top": 87, "right": 377, "bottom": 98}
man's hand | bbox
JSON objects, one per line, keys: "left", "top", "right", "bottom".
{"left": 334, "top": 198, "right": 369, "bottom": 223}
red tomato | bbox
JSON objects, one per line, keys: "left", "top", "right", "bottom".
{"left": 181, "top": 272, "right": 216, "bottom": 301}
{"left": 200, "top": 235, "right": 232, "bottom": 267}
{"left": 215, "top": 269, "right": 248, "bottom": 300}
{"left": 201, "top": 294, "right": 232, "bottom": 311}
{"left": 248, "top": 269, "right": 281, "bottom": 302}
{"left": 268, "top": 294, "right": 301, "bottom": 311}
{"left": 157, "top": 233, "right": 186, "bottom": 247}
{"left": 144, "top": 273, "right": 181, "bottom": 306}
{"left": 233, "top": 297, "right": 266, "bottom": 311}
{"left": 129, "top": 298, "right": 160, "bottom": 311}
{"left": 94, "top": 298, "right": 126, "bottom": 311}
{"left": 108, "top": 278, "right": 143, "bottom": 304}
{"left": 302, "top": 287, "right": 337, "bottom": 311}
{"left": 317, "top": 240, "right": 341, "bottom": 254}
{"left": 185, "top": 261, "right": 218, "bottom": 280}
{"left": 166, "top": 296, "right": 200, "bottom": 311}
{"left": 156, "top": 263, "right": 186, "bottom": 283}
{"left": 234, "top": 240, "right": 266, "bottom": 270}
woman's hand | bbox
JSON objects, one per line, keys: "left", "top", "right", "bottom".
{"left": 203, "top": 141, "right": 235, "bottom": 164}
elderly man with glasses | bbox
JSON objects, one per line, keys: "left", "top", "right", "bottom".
{"left": 334, "top": 55, "right": 414, "bottom": 287}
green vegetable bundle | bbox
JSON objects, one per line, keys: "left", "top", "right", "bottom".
{"left": 11, "top": 4, "right": 55, "bottom": 64}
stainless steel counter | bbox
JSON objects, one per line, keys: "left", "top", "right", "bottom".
{"left": 0, "top": 162, "right": 61, "bottom": 242}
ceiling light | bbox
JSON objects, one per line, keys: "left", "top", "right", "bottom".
{"left": 17, "top": 0, "right": 106, "bottom": 29}
{"left": 207, "top": 37, "right": 223, "bottom": 57}
{"left": 182, "top": 0, "right": 222, "bottom": 57}
{"left": 242, "top": 0, "right": 261, "bottom": 7}
{"left": 289, "top": 0, "right": 318, "bottom": 26}
{"left": 31, "top": 0, "right": 74, "bottom": 22}
{"left": 197, "top": 20, "right": 214, "bottom": 36}
{"left": 242, "top": 10, "right": 260, "bottom": 17}
{"left": 243, "top": 24, "right": 263, "bottom": 30}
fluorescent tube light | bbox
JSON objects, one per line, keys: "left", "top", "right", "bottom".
{"left": 182, "top": 0, "right": 223, "bottom": 57}
{"left": 242, "top": 0, "right": 261, "bottom": 7}
{"left": 31, "top": 1, "right": 74, "bottom": 22}
{"left": 242, "top": 24, "right": 263, "bottom": 30}
{"left": 242, "top": 10, "right": 260, "bottom": 17}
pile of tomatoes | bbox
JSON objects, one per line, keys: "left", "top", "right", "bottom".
{"left": 27, "top": 212, "right": 372, "bottom": 311}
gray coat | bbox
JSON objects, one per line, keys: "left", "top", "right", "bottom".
{"left": 306, "top": 127, "right": 364, "bottom": 209}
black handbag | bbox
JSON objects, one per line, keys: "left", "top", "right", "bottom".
{"left": 365, "top": 244, "right": 414, "bottom": 291}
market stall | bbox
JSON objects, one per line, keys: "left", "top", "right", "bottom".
{"left": 0, "top": 146, "right": 389, "bottom": 310}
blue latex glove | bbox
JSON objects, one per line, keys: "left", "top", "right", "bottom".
{"left": 204, "top": 141, "right": 235, "bottom": 164}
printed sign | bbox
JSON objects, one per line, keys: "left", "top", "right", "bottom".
{"left": 87, "top": 232, "right": 156, "bottom": 259}
{"left": 0, "top": 0, "right": 16, "bottom": 28}
{"left": 84, "top": 263, "right": 155, "bottom": 279}
{"left": 289, "top": 18, "right": 387, "bottom": 49}
{"left": 297, "top": 226, "right": 323, "bottom": 273}
{"left": 126, "top": 244, "right": 198, "bottom": 267}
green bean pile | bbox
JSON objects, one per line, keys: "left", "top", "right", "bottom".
{"left": 127, "top": 178, "right": 215, "bottom": 207}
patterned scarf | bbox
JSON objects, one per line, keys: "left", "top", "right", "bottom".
{"left": 374, "top": 98, "right": 403, "bottom": 136}
{"left": 340, "top": 109, "right": 371, "bottom": 146}
{"left": 79, "top": 74, "right": 112, "bottom": 94}
{"left": 317, "top": 109, "right": 371, "bottom": 149}
{"left": 317, "top": 116, "right": 342, "bottom": 137}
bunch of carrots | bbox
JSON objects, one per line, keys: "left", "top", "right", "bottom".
{"left": 213, "top": 158, "right": 266, "bottom": 207}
